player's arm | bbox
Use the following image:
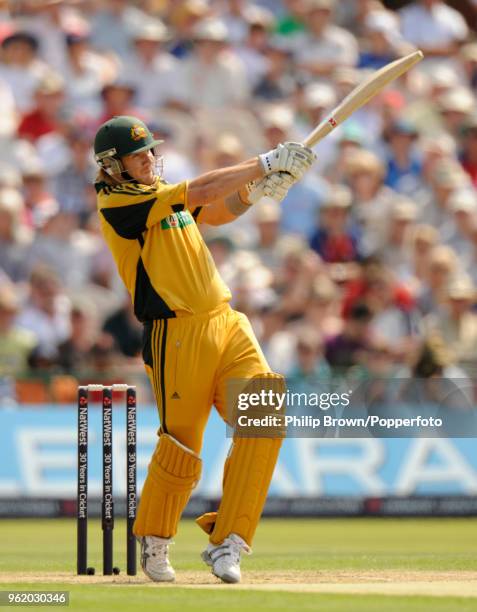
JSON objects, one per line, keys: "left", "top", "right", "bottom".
{"left": 187, "top": 142, "right": 315, "bottom": 208}
{"left": 188, "top": 143, "right": 315, "bottom": 225}
{"left": 197, "top": 173, "right": 296, "bottom": 226}
{"left": 187, "top": 158, "right": 264, "bottom": 208}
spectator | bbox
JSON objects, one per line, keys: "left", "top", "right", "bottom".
{"left": 275, "top": 0, "right": 307, "bottom": 38}
{"left": 399, "top": 0, "right": 468, "bottom": 60}
{"left": 408, "top": 223, "right": 439, "bottom": 288}
{"left": 295, "top": 0, "right": 359, "bottom": 78}
{"left": 123, "top": 20, "right": 185, "bottom": 112}
{"left": 342, "top": 258, "right": 415, "bottom": 319}
{"left": 309, "top": 185, "right": 360, "bottom": 264}
{"left": 102, "top": 295, "right": 143, "bottom": 358}
{"left": 276, "top": 243, "right": 322, "bottom": 319}
{"left": 405, "top": 65, "right": 462, "bottom": 136}
{"left": 384, "top": 119, "right": 422, "bottom": 195}
{"left": 419, "top": 159, "right": 470, "bottom": 230}
{"left": 17, "top": 72, "right": 66, "bottom": 142}
{"left": 460, "top": 42, "right": 477, "bottom": 89}
{"left": 16, "top": 265, "right": 71, "bottom": 363}
{"left": 363, "top": 262, "right": 419, "bottom": 353}
{"left": 411, "top": 134, "right": 457, "bottom": 202}
{"left": 388, "top": 334, "right": 475, "bottom": 438}
{"left": 437, "top": 88, "right": 476, "bottom": 139}
{"left": 288, "top": 327, "right": 331, "bottom": 387}
{"left": 463, "top": 221, "right": 477, "bottom": 286}
{"left": 361, "top": 336, "right": 398, "bottom": 379}
{"left": 51, "top": 125, "right": 97, "bottom": 219}
{"left": 62, "top": 32, "right": 117, "bottom": 118}
{"left": 175, "top": 18, "right": 250, "bottom": 109}
{"left": 235, "top": 8, "right": 275, "bottom": 89}
{"left": 167, "top": 0, "right": 210, "bottom": 59}
{"left": 21, "top": 0, "right": 89, "bottom": 75}
{"left": 335, "top": 0, "right": 386, "bottom": 38}
{"left": 221, "top": 1, "right": 272, "bottom": 45}
{"left": 423, "top": 275, "right": 477, "bottom": 372}
{"left": 358, "top": 9, "right": 406, "bottom": 70}
{"left": 90, "top": 0, "right": 149, "bottom": 59}
{"left": 0, "top": 74, "right": 16, "bottom": 140}
{"left": 0, "top": 187, "right": 31, "bottom": 282}
{"left": 377, "top": 198, "right": 417, "bottom": 280}
{"left": 24, "top": 206, "right": 92, "bottom": 288}
{"left": 20, "top": 160, "right": 58, "bottom": 229}
{"left": 0, "top": 284, "right": 37, "bottom": 378}
{"left": 300, "top": 275, "right": 343, "bottom": 338}
{"left": 411, "top": 334, "right": 459, "bottom": 378}
{"left": 323, "top": 122, "right": 365, "bottom": 184}
{"left": 344, "top": 149, "right": 398, "bottom": 255}
{"left": 56, "top": 302, "right": 101, "bottom": 374}
{"left": 97, "top": 79, "right": 142, "bottom": 125}
{"left": 440, "top": 190, "right": 477, "bottom": 260}
{"left": 325, "top": 302, "right": 373, "bottom": 373}
{"left": 255, "top": 297, "right": 296, "bottom": 375}
{"left": 459, "top": 114, "right": 477, "bottom": 187}
{"left": 417, "top": 244, "right": 458, "bottom": 315}
{"left": 252, "top": 199, "right": 283, "bottom": 274}
{"left": 253, "top": 36, "right": 295, "bottom": 101}
{"left": 0, "top": 31, "right": 49, "bottom": 113}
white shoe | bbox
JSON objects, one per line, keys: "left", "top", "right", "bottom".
{"left": 139, "top": 536, "right": 175, "bottom": 582}
{"left": 201, "top": 533, "right": 251, "bottom": 583}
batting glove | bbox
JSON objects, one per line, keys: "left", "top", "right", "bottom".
{"left": 258, "top": 142, "right": 316, "bottom": 180}
{"left": 246, "top": 171, "right": 296, "bottom": 205}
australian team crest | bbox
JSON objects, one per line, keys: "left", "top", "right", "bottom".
{"left": 130, "top": 124, "right": 147, "bottom": 141}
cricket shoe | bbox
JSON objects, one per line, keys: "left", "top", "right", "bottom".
{"left": 139, "top": 535, "right": 175, "bottom": 582}
{"left": 201, "top": 533, "right": 251, "bottom": 583}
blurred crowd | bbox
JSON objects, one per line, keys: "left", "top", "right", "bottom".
{"left": 0, "top": 0, "right": 477, "bottom": 404}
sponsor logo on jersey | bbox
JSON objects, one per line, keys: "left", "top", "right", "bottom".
{"left": 131, "top": 125, "right": 147, "bottom": 141}
{"left": 161, "top": 210, "right": 194, "bottom": 230}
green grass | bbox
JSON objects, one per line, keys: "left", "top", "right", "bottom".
{"left": 0, "top": 518, "right": 476, "bottom": 573}
{"left": 0, "top": 585, "right": 476, "bottom": 612}
{"left": 0, "top": 518, "right": 476, "bottom": 610}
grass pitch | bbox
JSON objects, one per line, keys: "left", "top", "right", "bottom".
{"left": 0, "top": 518, "right": 476, "bottom": 610}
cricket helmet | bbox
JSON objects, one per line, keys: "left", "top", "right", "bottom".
{"left": 94, "top": 115, "right": 164, "bottom": 178}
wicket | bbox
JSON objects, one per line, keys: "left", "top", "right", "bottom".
{"left": 76, "top": 384, "right": 137, "bottom": 576}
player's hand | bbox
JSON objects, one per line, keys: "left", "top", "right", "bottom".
{"left": 246, "top": 171, "right": 296, "bottom": 205}
{"left": 258, "top": 142, "right": 316, "bottom": 179}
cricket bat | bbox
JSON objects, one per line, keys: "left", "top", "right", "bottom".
{"left": 303, "top": 50, "right": 424, "bottom": 148}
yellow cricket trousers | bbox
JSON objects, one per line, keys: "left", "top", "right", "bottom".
{"left": 135, "top": 302, "right": 283, "bottom": 543}
{"left": 143, "top": 302, "right": 270, "bottom": 453}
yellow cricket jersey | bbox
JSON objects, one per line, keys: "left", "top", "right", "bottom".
{"left": 96, "top": 177, "right": 231, "bottom": 321}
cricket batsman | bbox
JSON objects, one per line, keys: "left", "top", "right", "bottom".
{"left": 93, "top": 115, "right": 315, "bottom": 583}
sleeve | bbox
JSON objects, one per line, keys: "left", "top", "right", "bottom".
{"left": 190, "top": 205, "right": 204, "bottom": 223}
{"left": 98, "top": 180, "right": 188, "bottom": 239}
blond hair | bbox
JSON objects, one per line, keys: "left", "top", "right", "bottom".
{"left": 95, "top": 169, "right": 123, "bottom": 186}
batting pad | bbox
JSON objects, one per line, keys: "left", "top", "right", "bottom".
{"left": 196, "top": 372, "right": 285, "bottom": 546}
{"left": 134, "top": 433, "right": 202, "bottom": 538}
